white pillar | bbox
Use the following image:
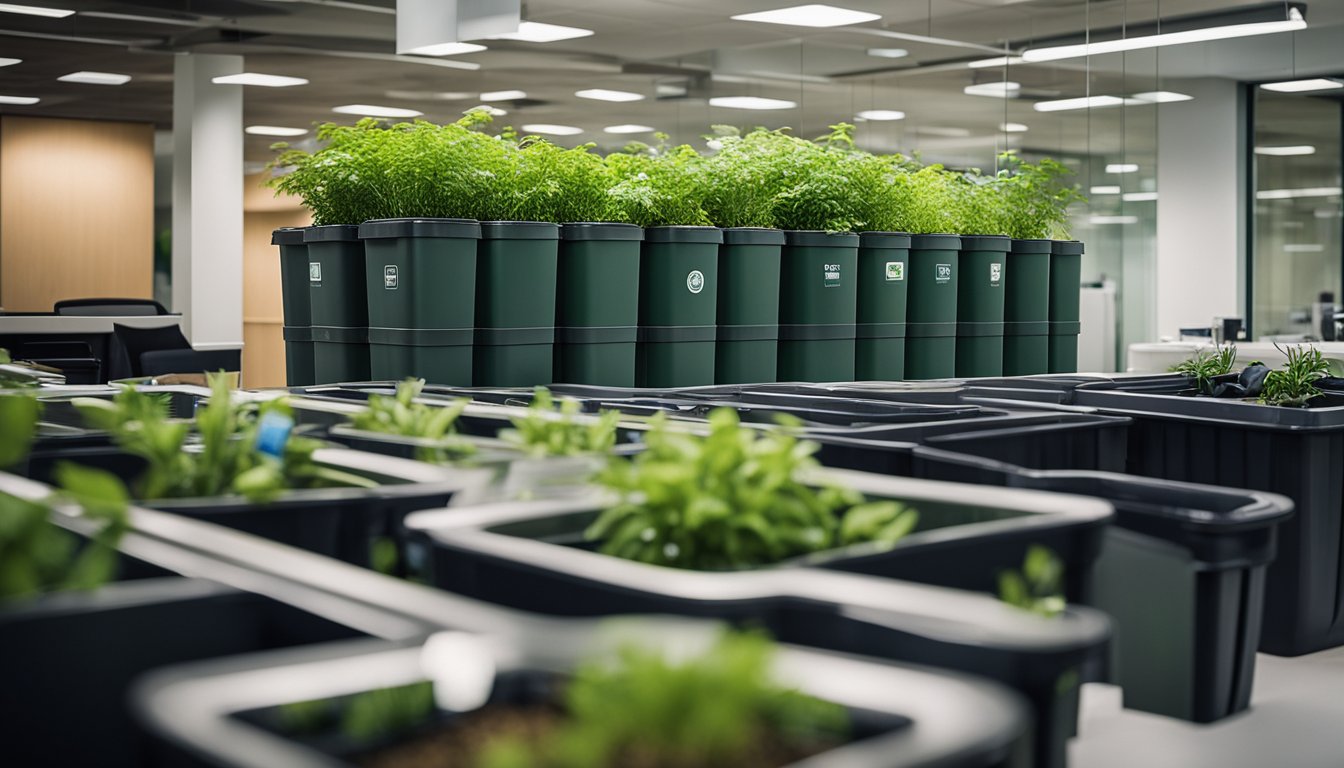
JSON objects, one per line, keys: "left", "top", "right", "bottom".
{"left": 171, "top": 53, "right": 244, "bottom": 350}
{"left": 1155, "top": 77, "right": 1247, "bottom": 339}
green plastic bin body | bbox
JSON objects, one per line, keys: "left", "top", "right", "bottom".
{"left": 272, "top": 227, "right": 315, "bottom": 386}
{"left": 777, "top": 231, "right": 859, "bottom": 382}
{"left": 1049, "top": 240, "right": 1085, "bottom": 374}
{"left": 955, "top": 235, "right": 1010, "bottom": 378}
{"left": 637, "top": 226, "right": 721, "bottom": 388}
{"left": 1003, "top": 239, "right": 1053, "bottom": 376}
{"left": 716, "top": 228, "right": 783, "bottom": 385}
{"left": 554, "top": 223, "right": 643, "bottom": 386}
{"left": 303, "top": 225, "right": 370, "bottom": 384}
{"left": 904, "top": 234, "right": 961, "bottom": 380}
{"left": 474, "top": 221, "right": 560, "bottom": 387}
{"left": 358, "top": 218, "right": 480, "bottom": 386}
{"left": 856, "top": 232, "right": 911, "bottom": 381}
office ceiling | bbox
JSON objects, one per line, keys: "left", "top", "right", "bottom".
{"left": 0, "top": 0, "right": 1341, "bottom": 169}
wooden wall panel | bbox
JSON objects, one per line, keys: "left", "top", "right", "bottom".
{"left": 0, "top": 116, "right": 154, "bottom": 311}
{"left": 242, "top": 200, "right": 310, "bottom": 388}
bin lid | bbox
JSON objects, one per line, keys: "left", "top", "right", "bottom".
{"left": 271, "top": 227, "right": 307, "bottom": 246}
{"left": 909, "top": 234, "right": 962, "bottom": 251}
{"left": 302, "top": 224, "right": 360, "bottom": 243}
{"left": 1010, "top": 239, "right": 1053, "bottom": 255}
{"left": 644, "top": 226, "right": 724, "bottom": 245}
{"left": 479, "top": 221, "right": 561, "bottom": 240}
{"left": 1052, "top": 240, "right": 1085, "bottom": 256}
{"left": 723, "top": 228, "right": 785, "bottom": 246}
{"left": 358, "top": 218, "right": 481, "bottom": 240}
{"left": 560, "top": 222, "right": 645, "bottom": 241}
{"left": 783, "top": 230, "right": 860, "bottom": 248}
{"left": 959, "top": 235, "right": 1012, "bottom": 252}
{"left": 859, "top": 231, "right": 912, "bottom": 250}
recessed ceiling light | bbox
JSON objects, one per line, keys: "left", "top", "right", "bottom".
{"left": 480, "top": 89, "right": 526, "bottom": 101}
{"left": 1256, "top": 186, "right": 1343, "bottom": 200}
{"left": 58, "top": 71, "right": 130, "bottom": 85}
{"left": 656, "top": 83, "right": 688, "bottom": 97}
{"left": 521, "top": 123, "right": 583, "bottom": 136}
{"left": 403, "top": 42, "right": 488, "bottom": 57}
{"left": 1123, "top": 191, "right": 1158, "bottom": 202}
{"left": 964, "top": 81, "right": 1020, "bottom": 98}
{"left": 1033, "top": 95, "right": 1126, "bottom": 112}
{"left": 246, "top": 125, "right": 309, "bottom": 137}
{"left": 0, "top": 95, "right": 39, "bottom": 104}
{"left": 1023, "top": 6, "right": 1306, "bottom": 63}
{"left": 212, "top": 73, "right": 309, "bottom": 87}
{"left": 1106, "top": 163, "right": 1139, "bottom": 173}
{"left": 385, "top": 90, "right": 470, "bottom": 101}
{"left": 332, "top": 104, "right": 423, "bottom": 118}
{"left": 488, "top": 21, "right": 594, "bottom": 42}
{"left": 1129, "top": 90, "right": 1193, "bottom": 103}
{"left": 1284, "top": 244, "right": 1325, "bottom": 253}
{"left": 856, "top": 109, "right": 904, "bottom": 121}
{"left": 468, "top": 105, "right": 508, "bottom": 116}
{"left": 1000, "top": 122, "right": 1029, "bottom": 132}
{"left": 604, "top": 124, "right": 656, "bottom": 134}
{"left": 867, "top": 48, "right": 908, "bottom": 58}
{"left": 0, "top": 58, "right": 20, "bottom": 67}
{"left": 914, "top": 126, "right": 971, "bottom": 137}
{"left": 969, "top": 55, "right": 1024, "bottom": 68}
{"left": 731, "top": 4, "right": 880, "bottom": 28}
{"left": 0, "top": 3, "right": 74, "bottom": 18}
{"left": 709, "top": 96, "right": 797, "bottom": 110}
{"left": 1255, "top": 145, "right": 1316, "bottom": 156}
{"left": 576, "top": 88, "right": 644, "bottom": 102}
{"left": 1260, "top": 78, "right": 1342, "bottom": 93}
{"left": 1090, "top": 185, "right": 1121, "bottom": 194}
{"left": 1090, "top": 215, "right": 1139, "bottom": 225}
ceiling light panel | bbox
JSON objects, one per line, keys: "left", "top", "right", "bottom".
{"left": 1000, "top": 122, "right": 1029, "bottom": 132}
{"left": 1090, "top": 185, "right": 1122, "bottom": 194}
{"left": 1123, "top": 192, "right": 1158, "bottom": 202}
{"left": 332, "top": 104, "right": 423, "bottom": 118}
{"left": 1129, "top": 91, "right": 1193, "bottom": 103}
{"left": 58, "top": 71, "right": 130, "bottom": 85}
{"left": 709, "top": 96, "right": 796, "bottom": 110}
{"left": 488, "top": 21, "right": 593, "bottom": 42}
{"left": 1256, "top": 186, "right": 1343, "bottom": 200}
{"left": 969, "top": 56, "right": 1024, "bottom": 68}
{"left": 856, "top": 109, "right": 904, "bottom": 121}
{"left": 964, "top": 81, "right": 1020, "bottom": 98}
{"left": 915, "top": 126, "right": 971, "bottom": 137}
{"left": 576, "top": 88, "right": 644, "bottom": 102}
{"left": 604, "top": 124, "right": 656, "bottom": 134}
{"left": 1090, "top": 215, "right": 1139, "bottom": 225}
{"left": 212, "top": 73, "right": 309, "bottom": 87}
{"left": 0, "top": 3, "right": 74, "bottom": 17}
{"left": 246, "top": 126, "right": 309, "bottom": 137}
{"left": 0, "top": 58, "right": 20, "bottom": 67}
{"left": 480, "top": 89, "right": 526, "bottom": 101}
{"left": 1034, "top": 95, "right": 1126, "bottom": 112}
{"left": 521, "top": 124, "right": 583, "bottom": 136}
{"left": 1023, "top": 5, "right": 1306, "bottom": 63}
{"left": 1106, "top": 163, "right": 1139, "bottom": 173}
{"left": 1255, "top": 145, "right": 1316, "bottom": 156}
{"left": 731, "top": 4, "right": 880, "bottom": 28}
{"left": 1260, "top": 78, "right": 1342, "bottom": 93}
{"left": 0, "top": 95, "right": 40, "bottom": 104}
{"left": 404, "top": 42, "right": 487, "bottom": 56}
{"left": 867, "top": 48, "right": 908, "bottom": 58}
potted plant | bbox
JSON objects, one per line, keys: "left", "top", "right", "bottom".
{"left": 852, "top": 152, "right": 916, "bottom": 382}
{"left": 951, "top": 170, "right": 1012, "bottom": 379}
{"left": 894, "top": 165, "right": 962, "bottom": 380}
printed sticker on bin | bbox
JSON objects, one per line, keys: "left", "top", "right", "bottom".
{"left": 308, "top": 262, "right": 322, "bottom": 283}
{"left": 936, "top": 264, "right": 952, "bottom": 283}
{"left": 824, "top": 263, "right": 841, "bottom": 288}
{"left": 885, "top": 261, "right": 904, "bottom": 281}
{"left": 384, "top": 265, "right": 399, "bottom": 289}
{"left": 686, "top": 269, "right": 704, "bottom": 294}
{"left": 990, "top": 262, "right": 1002, "bottom": 286}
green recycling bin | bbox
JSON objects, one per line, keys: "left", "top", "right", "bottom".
{"left": 359, "top": 218, "right": 480, "bottom": 385}
{"left": 716, "top": 228, "right": 783, "bottom": 385}
{"left": 303, "top": 225, "right": 369, "bottom": 384}
{"left": 474, "top": 221, "right": 560, "bottom": 387}
{"left": 955, "top": 235, "right": 1010, "bottom": 378}
{"left": 856, "top": 231, "right": 911, "bottom": 381}
{"left": 777, "top": 231, "right": 858, "bottom": 382}
{"left": 1003, "top": 239, "right": 1053, "bottom": 376}
{"left": 904, "top": 234, "right": 961, "bottom": 380}
{"left": 637, "top": 226, "right": 721, "bottom": 388}
{"left": 272, "top": 227, "right": 315, "bottom": 386}
{"left": 554, "top": 223, "right": 643, "bottom": 386}
{"left": 1049, "top": 240, "right": 1084, "bottom": 374}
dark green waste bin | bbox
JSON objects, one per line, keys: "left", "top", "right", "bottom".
{"left": 474, "top": 221, "right": 560, "bottom": 387}
{"left": 1003, "top": 239, "right": 1053, "bottom": 376}
{"left": 856, "top": 231, "right": 910, "bottom": 381}
{"left": 717, "top": 228, "right": 783, "bottom": 385}
{"left": 1049, "top": 240, "right": 1084, "bottom": 374}
{"left": 778, "top": 231, "right": 858, "bottom": 382}
{"left": 637, "top": 226, "right": 721, "bottom": 388}
{"left": 359, "top": 218, "right": 480, "bottom": 385}
{"left": 272, "top": 227, "right": 315, "bottom": 386}
{"left": 955, "top": 235, "right": 1009, "bottom": 378}
{"left": 904, "top": 234, "right": 961, "bottom": 380}
{"left": 554, "top": 223, "right": 643, "bottom": 386}
{"left": 303, "top": 225, "right": 369, "bottom": 384}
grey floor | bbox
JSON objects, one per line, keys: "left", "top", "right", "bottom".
{"left": 1071, "top": 647, "right": 1344, "bottom": 767}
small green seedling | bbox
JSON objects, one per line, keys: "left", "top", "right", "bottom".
{"left": 998, "top": 545, "right": 1066, "bottom": 617}
{"left": 350, "top": 378, "right": 474, "bottom": 463}
{"left": 1260, "top": 344, "right": 1333, "bottom": 407}
{"left": 499, "top": 388, "right": 620, "bottom": 458}
{"left": 1170, "top": 344, "right": 1237, "bottom": 394}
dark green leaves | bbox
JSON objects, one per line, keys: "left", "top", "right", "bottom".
{"left": 1171, "top": 343, "right": 1238, "bottom": 394}
{"left": 499, "top": 388, "right": 620, "bottom": 458}
{"left": 0, "top": 394, "right": 41, "bottom": 468}
{"left": 1260, "top": 344, "right": 1334, "bottom": 407}
{"left": 998, "top": 545, "right": 1066, "bottom": 617}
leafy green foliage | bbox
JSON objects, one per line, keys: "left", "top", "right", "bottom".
{"left": 998, "top": 545, "right": 1066, "bottom": 617}
{"left": 1171, "top": 344, "right": 1238, "bottom": 394}
{"left": 508, "top": 134, "right": 621, "bottom": 224}
{"left": 892, "top": 164, "right": 961, "bottom": 234}
{"left": 0, "top": 393, "right": 41, "bottom": 467}
{"left": 997, "top": 154, "right": 1085, "bottom": 240}
{"left": 697, "top": 126, "right": 785, "bottom": 229}
{"left": 477, "top": 631, "right": 848, "bottom": 768}
{"left": 0, "top": 347, "right": 40, "bottom": 389}
{"left": 1260, "top": 344, "right": 1333, "bottom": 407}
{"left": 350, "top": 378, "right": 474, "bottom": 463}
{"left": 605, "top": 138, "right": 710, "bottom": 227}
{"left": 499, "top": 388, "right": 620, "bottom": 458}
{"left": 587, "top": 409, "right": 918, "bottom": 570}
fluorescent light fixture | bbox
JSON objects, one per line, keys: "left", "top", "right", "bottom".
{"left": 604, "top": 124, "right": 656, "bottom": 134}
{"left": 1123, "top": 191, "right": 1158, "bottom": 202}
{"left": 488, "top": 21, "right": 593, "bottom": 42}
{"left": 0, "top": 95, "right": 39, "bottom": 105}
{"left": 468, "top": 105, "right": 507, "bottom": 116}
{"left": 1257, "top": 186, "right": 1343, "bottom": 200}
{"left": 656, "top": 83, "right": 688, "bottom": 97}
{"left": 1284, "top": 243, "right": 1324, "bottom": 253}
{"left": 403, "top": 42, "right": 487, "bottom": 57}
{"left": 1090, "top": 215, "right": 1139, "bottom": 225}
{"left": 1034, "top": 95, "right": 1126, "bottom": 112}
{"left": 246, "top": 125, "right": 309, "bottom": 137}
{"left": 480, "top": 89, "right": 526, "bottom": 101}
{"left": 58, "top": 71, "right": 131, "bottom": 85}
{"left": 1129, "top": 90, "right": 1193, "bottom": 103}
{"left": 1000, "top": 122, "right": 1029, "bottom": 132}
{"left": 857, "top": 109, "right": 904, "bottom": 121}
{"left": 0, "top": 3, "right": 74, "bottom": 17}
{"left": 867, "top": 48, "right": 908, "bottom": 58}
{"left": 730, "top": 4, "right": 880, "bottom": 28}
{"left": 963, "top": 81, "right": 1020, "bottom": 98}
{"left": 385, "top": 90, "right": 470, "bottom": 101}
{"left": 709, "top": 96, "right": 797, "bottom": 110}
{"left": 211, "top": 73, "right": 308, "bottom": 87}
{"left": 1106, "top": 163, "right": 1139, "bottom": 173}
{"left": 332, "top": 104, "right": 423, "bottom": 118}
{"left": 1260, "top": 78, "right": 1342, "bottom": 93}
{"left": 1255, "top": 145, "right": 1315, "bottom": 156}
{"left": 914, "top": 126, "right": 971, "bottom": 138}
{"left": 0, "top": 58, "right": 20, "bottom": 67}
{"left": 521, "top": 124, "right": 583, "bottom": 136}
{"left": 969, "top": 55, "right": 1024, "bottom": 68}
{"left": 1022, "top": 5, "right": 1306, "bottom": 63}
{"left": 576, "top": 88, "right": 644, "bottom": 102}
{"left": 1090, "top": 185, "right": 1122, "bottom": 194}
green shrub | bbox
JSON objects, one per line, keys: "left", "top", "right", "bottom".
{"left": 498, "top": 388, "right": 620, "bottom": 458}
{"left": 998, "top": 154, "right": 1085, "bottom": 240}
{"left": 606, "top": 137, "right": 709, "bottom": 227}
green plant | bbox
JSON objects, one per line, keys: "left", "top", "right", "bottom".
{"left": 605, "top": 137, "right": 710, "bottom": 227}
{"left": 477, "top": 631, "right": 848, "bottom": 768}
{"left": 509, "top": 135, "right": 621, "bottom": 223}
{"left": 892, "top": 164, "right": 961, "bottom": 235}
{"left": 1171, "top": 344, "right": 1238, "bottom": 394}
{"left": 498, "top": 388, "right": 620, "bottom": 458}
{"left": 0, "top": 348, "right": 40, "bottom": 389}
{"left": 998, "top": 545, "right": 1066, "bottom": 617}
{"left": 349, "top": 378, "right": 474, "bottom": 463}
{"left": 997, "top": 154, "right": 1086, "bottom": 240}
{"left": 587, "top": 408, "right": 918, "bottom": 570}
{"left": 1260, "top": 344, "right": 1333, "bottom": 407}
{"left": 698, "top": 126, "right": 783, "bottom": 229}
